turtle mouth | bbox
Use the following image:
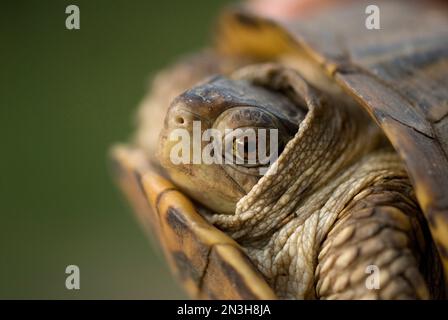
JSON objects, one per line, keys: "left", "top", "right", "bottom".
{"left": 156, "top": 71, "right": 305, "bottom": 214}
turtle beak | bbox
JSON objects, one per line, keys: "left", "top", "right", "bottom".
{"left": 157, "top": 97, "right": 245, "bottom": 215}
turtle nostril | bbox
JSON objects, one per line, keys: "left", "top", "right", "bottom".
{"left": 168, "top": 107, "right": 193, "bottom": 127}
{"left": 175, "top": 116, "right": 185, "bottom": 125}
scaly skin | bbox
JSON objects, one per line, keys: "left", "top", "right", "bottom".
{"left": 153, "top": 64, "right": 444, "bottom": 299}
{"left": 316, "top": 175, "right": 443, "bottom": 299}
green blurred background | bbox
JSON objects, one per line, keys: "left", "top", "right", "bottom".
{"left": 0, "top": 0, "right": 232, "bottom": 299}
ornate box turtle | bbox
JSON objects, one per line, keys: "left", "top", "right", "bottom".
{"left": 111, "top": 0, "right": 448, "bottom": 299}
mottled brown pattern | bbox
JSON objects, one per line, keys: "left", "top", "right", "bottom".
{"left": 112, "top": 0, "right": 448, "bottom": 300}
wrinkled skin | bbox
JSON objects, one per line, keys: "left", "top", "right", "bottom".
{"left": 137, "top": 57, "right": 444, "bottom": 299}
{"left": 158, "top": 75, "right": 302, "bottom": 214}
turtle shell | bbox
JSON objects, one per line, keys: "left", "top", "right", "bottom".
{"left": 111, "top": 0, "right": 448, "bottom": 298}
{"left": 111, "top": 145, "right": 276, "bottom": 299}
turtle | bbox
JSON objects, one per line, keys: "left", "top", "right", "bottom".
{"left": 110, "top": 0, "right": 448, "bottom": 299}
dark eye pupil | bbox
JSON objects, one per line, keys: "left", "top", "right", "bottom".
{"left": 226, "top": 130, "right": 277, "bottom": 168}
{"left": 236, "top": 138, "right": 258, "bottom": 163}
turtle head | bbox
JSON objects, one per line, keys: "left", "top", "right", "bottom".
{"left": 157, "top": 75, "right": 303, "bottom": 214}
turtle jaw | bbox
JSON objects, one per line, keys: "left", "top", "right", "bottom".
{"left": 157, "top": 106, "right": 248, "bottom": 215}
{"left": 157, "top": 134, "right": 247, "bottom": 215}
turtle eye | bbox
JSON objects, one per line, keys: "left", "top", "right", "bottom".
{"left": 215, "top": 107, "right": 289, "bottom": 170}
{"left": 222, "top": 128, "right": 277, "bottom": 168}
{"left": 233, "top": 135, "right": 260, "bottom": 166}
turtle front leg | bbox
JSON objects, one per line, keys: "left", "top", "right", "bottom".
{"left": 315, "top": 176, "right": 444, "bottom": 299}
